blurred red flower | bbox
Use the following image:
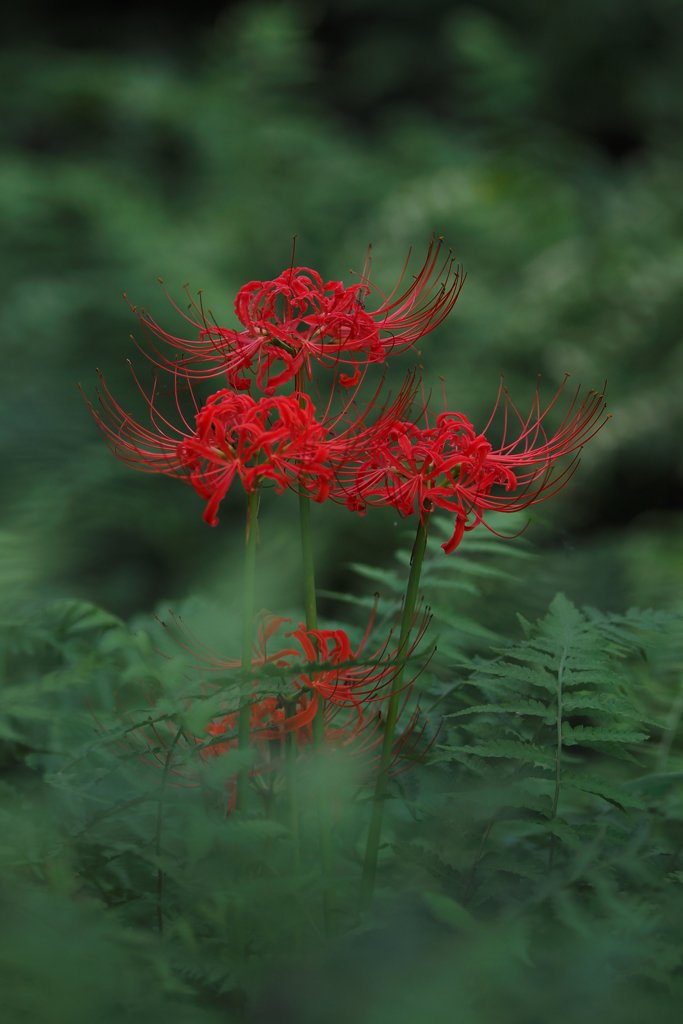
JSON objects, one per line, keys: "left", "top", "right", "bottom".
{"left": 164, "top": 602, "right": 430, "bottom": 724}
{"left": 104, "top": 604, "right": 430, "bottom": 813}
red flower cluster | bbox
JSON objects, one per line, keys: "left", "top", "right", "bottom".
{"left": 130, "top": 237, "right": 464, "bottom": 393}
{"left": 107, "top": 609, "right": 428, "bottom": 811}
{"left": 85, "top": 238, "right": 609, "bottom": 812}
{"left": 85, "top": 366, "right": 416, "bottom": 526}
{"left": 166, "top": 603, "right": 429, "bottom": 724}
{"left": 340, "top": 379, "right": 608, "bottom": 553}
{"left": 179, "top": 391, "right": 335, "bottom": 525}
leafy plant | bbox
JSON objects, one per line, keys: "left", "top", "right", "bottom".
{"left": 430, "top": 595, "right": 666, "bottom": 894}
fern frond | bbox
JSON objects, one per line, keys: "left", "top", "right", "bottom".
{"left": 440, "top": 739, "right": 555, "bottom": 767}
{"left": 448, "top": 699, "right": 554, "bottom": 721}
{"left": 561, "top": 724, "right": 649, "bottom": 747}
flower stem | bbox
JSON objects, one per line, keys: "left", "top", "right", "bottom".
{"left": 299, "top": 492, "right": 317, "bottom": 632}
{"left": 284, "top": 699, "right": 301, "bottom": 872}
{"left": 549, "top": 646, "right": 568, "bottom": 868}
{"left": 657, "top": 673, "right": 683, "bottom": 771}
{"left": 236, "top": 489, "right": 259, "bottom": 813}
{"left": 358, "top": 502, "right": 432, "bottom": 914}
{"left": 156, "top": 726, "right": 183, "bottom": 936}
{"left": 299, "top": 491, "right": 337, "bottom": 934}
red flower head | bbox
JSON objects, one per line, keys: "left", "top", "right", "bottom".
{"left": 340, "top": 377, "right": 609, "bottom": 553}
{"left": 82, "top": 365, "right": 417, "bottom": 526}
{"left": 178, "top": 389, "right": 336, "bottom": 525}
{"left": 164, "top": 601, "right": 430, "bottom": 725}
{"left": 103, "top": 604, "right": 431, "bottom": 814}
{"left": 127, "top": 239, "right": 464, "bottom": 394}
{"left": 202, "top": 687, "right": 427, "bottom": 815}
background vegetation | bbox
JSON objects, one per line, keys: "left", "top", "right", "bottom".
{"left": 4, "top": 2, "right": 683, "bottom": 1021}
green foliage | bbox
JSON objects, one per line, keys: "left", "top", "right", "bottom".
{"left": 0, "top": 580, "right": 681, "bottom": 1022}
{"left": 5, "top": 2, "right": 683, "bottom": 1020}
{"left": 437, "top": 594, "right": 666, "bottom": 854}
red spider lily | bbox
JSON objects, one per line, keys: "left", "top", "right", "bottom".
{"left": 126, "top": 238, "right": 464, "bottom": 393}
{"left": 357, "top": 236, "right": 464, "bottom": 352}
{"left": 180, "top": 389, "right": 335, "bottom": 526}
{"left": 82, "top": 365, "right": 416, "bottom": 526}
{"left": 113, "top": 605, "right": 433, "bottom": 810}
{"left": 100, "top": 688, "right": 354, "bottom": 786}
{"left": 159, "top": 601, "right": 431, "bottom": 725}
{"left": 203, "top": 690, "right": 430, "bottom": 814}
{"left": 103, "top": 680, "right": 427, "bottom": 814}
{"left": 340, "top": 377, "right": 610, "bottom": 553}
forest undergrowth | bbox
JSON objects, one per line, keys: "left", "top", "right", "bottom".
{"left": 6, "top": 5, "right": 683, "bottom": 1022}
{"left": 2, "top": 512, "right": 683, "bottom": 1024}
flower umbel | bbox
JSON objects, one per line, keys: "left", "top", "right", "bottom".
{"left": 127, "top": 239, "right": 464, "bottom": 393}
{"left": 82, "top": 365, "right": 417, "bottom": 526}
{"left": 162, "top": 602, "right": 430, "bottom": 723}
{"left": 341, "top": 378, "right": 609, "bottom": 552}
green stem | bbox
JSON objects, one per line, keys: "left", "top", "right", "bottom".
{"left": 299, "top": 491, "right": 337, "bottom": 934}
{"left": 284, "top": 699, "right": 301, "bottom": 871}
{"left": 156, "top": 727, "right": 183, "bottom": 936}
{"left": 236, "top": 489, "right": 259, "bottom": 813}
{"left": 657, "top": 673, "right": 683, "bottom": 771}
{"left": 299, "top": 492, "right": 317, "bottom": 632}
{"left": 549, "top": 646, "right": 568, "bottom": 868}
{"left": 358, "top": 502, "right": 432, "bottom": 914}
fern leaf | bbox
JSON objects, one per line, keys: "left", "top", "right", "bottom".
{"left": 420, "top": 578, "right": 481, "bottom": 596}
{"left": 561, "top": 724, "right": 648, "bottom": 747}
{"left": 561, "top": 691, "right": 658, "bottom": 724}
{"left": 448, "top": 699, "right": 554, "bottom": 721}
{"left": 545, "top": 817, "right": 582, "bottom": 845}
{"left": 421, "top": 557, "right": 519, "bottom": 582}
{"left": 562, "top": 772, "right": 645, "bottom": 811}
{"left": 475, "top": 662, "right": 556, "bottom": 692}
{"left": 440, "top": 739, "right": 555, "bottom": 767}
{"left": 347, "top": 563, "right": 405, "bottom": 592}
{"left": 429, "top": 606, "right": 500, "bottom": 640}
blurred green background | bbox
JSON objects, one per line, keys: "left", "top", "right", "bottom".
{"left": 4, "top": 0, "right": 683, "bottom": 622}
{"left": 5, "top": 7, "right": 683, "bottom": 1022}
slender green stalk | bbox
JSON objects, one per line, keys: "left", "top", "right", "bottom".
{"left": 156, "top": 727, "right": 183, "bottom": 936}
{"left": 236, "top": 489, "right": 259, "bottom": 813}
{"left": 657, "top": 673, "right": 683, "bottom": 771}
{"left": 284, "top": 698, "right": 301, "bottom": 871}
{"left": 549, "top": 646, "right": 568, "bottom": 868}
{"left": 299, "top": 492, "right": 317, "bottom": 632}
{"left": 358, "top": 503, "right": 432, "bottom": 914}
{"left": 299, "top": 491, "right": 337, "bottom": 933}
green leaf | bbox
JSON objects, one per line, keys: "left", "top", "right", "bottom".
{"left": 347, "top": 563, "right": 405, "bottom": 592}
{"left": 430, "top": 606, "right": 500, "bottom": 640}
{"left": 420, "top": 577, "right": 481, "bottom": 596}
{"left": 622, "top": 773, "right": 683, "bottom": 800}
{"left": 545, "top": 817, "right": 582, "bottom": 845}
{"left": 315, "top": 590, "right": 396, "bottom": 615}
{"left": 421, "top": 556, "right": 519, "bottom": 582}
{"left": 475, "top": 661, "right": 556, "bottom": 691}
{"left": 440, "top": 739, "right": 555, "bottom": 766}
{"left": 562, "top": 772, "right": 645, "bottom": 811}
{"left": 423, "top": 891, "right": 477, "bottom": 932}
{"left": 562, "top": 691, "right": 658, "bottom": 724}
{"left": 561, "top": 724, "right": 648, "bottom": 747}
{"left": 448, "top": 698, "right": 554, "bottom": 721}
{"left": 450, "top": 540, "right": 536, "bottom": 560}
{"left": 48, "top": 599, "right": 124, "bottom": 637}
